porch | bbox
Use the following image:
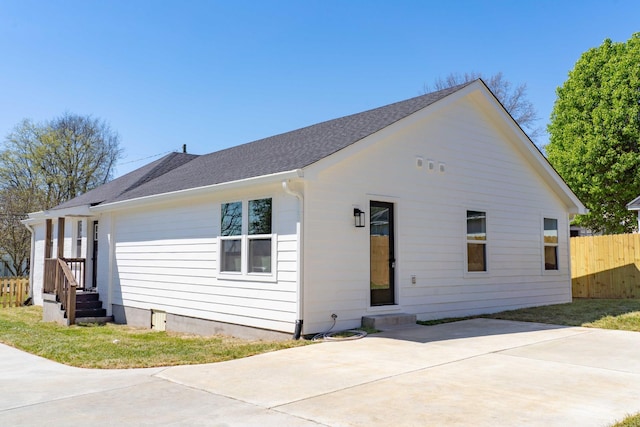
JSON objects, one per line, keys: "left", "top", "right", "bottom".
{"left": 43, "top": 257, "right": 110, "bottom": 325}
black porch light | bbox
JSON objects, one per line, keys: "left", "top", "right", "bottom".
{"left": 353, "top": 208, "right": 365, "bottom": 228}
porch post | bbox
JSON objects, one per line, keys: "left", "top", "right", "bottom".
{"left": 45, "top": 219, "right": 52, "bottom": 259}
{"left": 57, "top": 218, "right": 65, "bottom": 258}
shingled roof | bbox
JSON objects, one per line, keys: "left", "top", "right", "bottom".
{"left": 53, "top": 81, "right": 474, "bottom": 210}
{"left": 53, "top": 152, "right": 199, "bottom": 210}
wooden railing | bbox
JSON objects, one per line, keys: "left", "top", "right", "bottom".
{"left": 44, "top": 258, "right": 86, "bottom": 292}
{"left": 44, "top": 258, "right": 85, "bottom": 324}
{"left": 1, "top": 277, "right": 29, "bottom": 308}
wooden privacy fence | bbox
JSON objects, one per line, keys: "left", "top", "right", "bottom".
{"left": 1, "top": 277, "right": 29, "bottom": 308}
{"left": 571, "top": 234, "right": 640, "bottom": 298}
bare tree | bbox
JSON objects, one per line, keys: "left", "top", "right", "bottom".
{"left": 0, "top": 187, "right": 33, "bottom": 276}
{"left": 424, "top": 72, "right": 542, "bottom": 141}
{"left": 0, "top": 113, "right": 123, "bottom": 275}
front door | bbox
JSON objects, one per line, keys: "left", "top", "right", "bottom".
{"left": 370, "top": 201, "right": 395, "bottom": 306}
{"left": 91, "top": 221, "right": 98, "bottom": 289}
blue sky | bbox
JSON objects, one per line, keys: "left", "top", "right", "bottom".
{"left": 1, "top": 0, "right": 638, "bottom": 176}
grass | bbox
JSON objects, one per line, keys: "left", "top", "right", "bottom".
{"left": 611, "top": 413, "right": 640, "bottom": 427}
{"left": 418, "top": 298, "right": 640, "bottom": 331}
{"left": 3, "top": 298, "right": 639, "bottom": 369}
{"left": 0, "top": 305, "right": 310, "bottom": 369}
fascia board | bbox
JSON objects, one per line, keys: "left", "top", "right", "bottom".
{"left": 23, "top": 205, "right": 93, "bottom": 222}
{"left": 469, "top": 84, "right": 587, "bottom": 215}
{"left": 91, "top": 169, "right": 304, "bottom": 213}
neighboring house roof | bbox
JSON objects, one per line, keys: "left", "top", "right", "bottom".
{"left": 627, "top": 196, "right": 640, "bottom": 210}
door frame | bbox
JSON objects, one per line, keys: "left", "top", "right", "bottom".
{"left": 369, "top": 200, "right": 396, "bottom": 306}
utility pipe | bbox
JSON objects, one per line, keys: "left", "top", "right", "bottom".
{"left": 282, "top": 180, "right": 304, "bottom": 339}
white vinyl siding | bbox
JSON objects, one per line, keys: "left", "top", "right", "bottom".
{"left": 111, "top": 187, "right": 298, "bottom": 333}
{"left": 301, "top": 94, "right": 572, "bottom": 333}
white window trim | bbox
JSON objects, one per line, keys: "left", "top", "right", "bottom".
{"left": 464, "top": 208, "right": 490, "bottom": 276}
{"left": 542, "top": 215, "right": 562, "bottom": 275}
{"left": 218, "top": 197, "right": 278, "bottom": 282}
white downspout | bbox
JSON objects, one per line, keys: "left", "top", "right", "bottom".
{"left": 23, "top": 222, "right": 36, "bottom": 301}
{"left": 107, "top": 213, "right": 115, "bottom": 317}
{"left": 282, "top": 180, "right": 304, "bottom": 339}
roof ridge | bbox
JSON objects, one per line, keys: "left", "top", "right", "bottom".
{"left": 206, "top": 81, "right": 476, "bottom": 159}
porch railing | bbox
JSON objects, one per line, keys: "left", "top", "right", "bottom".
{"left": 43, "top": 258, "right": 85, "bottom": 325}
{"left": 44, "top": 258, "right": 86, "bottom": 293}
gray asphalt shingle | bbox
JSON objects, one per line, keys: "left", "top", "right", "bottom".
{"left": 53, "top": 82, "right": 473, "bottom": 210}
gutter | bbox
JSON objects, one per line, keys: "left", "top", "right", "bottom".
{"left": 282, "top": 179, "right": 304, "bottom": 340}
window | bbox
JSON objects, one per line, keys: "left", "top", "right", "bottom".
{"left": 248, "top": 198, "right": 272, "bottom": 273}
{"left": 467, "top": 210, "right": 487, "bottom": 272}
{"left": 221, "top": 201, "right": 242, "bottom": 272}
{"left": 75, "top": 220, "right": 83, "bottom": 257}
{"left": 220, "top": 198, "right": 273, "bottom": 275}
{"left": 544, "top": 218, "right": 558, "bottom": 270}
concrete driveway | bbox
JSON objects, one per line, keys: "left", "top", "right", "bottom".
{"left": 1, "top": 319, "right": 639, "bottom": 426}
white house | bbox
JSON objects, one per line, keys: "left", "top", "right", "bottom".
{"left": 23, "top": 80, "right": 586, "bottom": 339}
{"left": 627, "top": 196, "right": 640, "bottom": 231}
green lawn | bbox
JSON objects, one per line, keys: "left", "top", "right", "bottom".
{"left": 611, "top": 413, "right": 640, "bottom": 427}
{"left": 3, "top": 298, "right": 640, "bottom": 370}
{"left": 0, "top": 305, "right": 310, "bottom": 368}
{"left": 419, "top": 298, "right": 640, "bottom": 331}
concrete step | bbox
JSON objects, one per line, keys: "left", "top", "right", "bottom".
{"left": 75, "top": 316, "right": 114, "bottom": 325}
{"left": 362, "top": 313, "right": 417, "bottom": 330}
{"left": 75, "top": 308, "right": 107, "bottom": 318}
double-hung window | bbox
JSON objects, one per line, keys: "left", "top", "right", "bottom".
{"left": 248, "top": 198, "right": 272, "bottom": 273}
{"left": 220, "top": 198, "right": 273, "bottom": 275}
{"left": 220, "top": 201, "right": 243, "bottom": 272}
{"left": 544, "top": 218, "right": 559, "bottom": 270}
{"left": 467, "top": 210, "right": 487, "bottom": 272}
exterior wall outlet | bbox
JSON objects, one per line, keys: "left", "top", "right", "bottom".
{"left": 411, "top": 275, "right": 417, "bottom": 286}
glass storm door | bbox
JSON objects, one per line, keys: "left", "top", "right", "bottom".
{"left": 370, "top": 201, "right": 395, "bottom": 306}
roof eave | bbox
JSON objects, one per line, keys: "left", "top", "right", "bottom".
{"left": 469, "top": 80, "right": 587, "bottom": 215}
{"left": 91, "top": 168, "right": 304, "bottom": 213}
{"left": 23, "top": 205, "right": 94, "bottom": 222}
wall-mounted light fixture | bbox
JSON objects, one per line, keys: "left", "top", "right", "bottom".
{"left": 353, "top": 208, "right": 365, "bottom": 228}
